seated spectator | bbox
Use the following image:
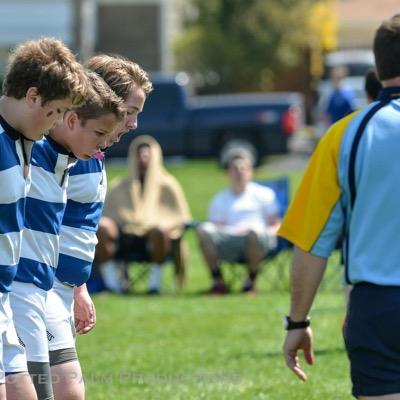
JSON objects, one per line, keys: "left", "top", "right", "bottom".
{"left": 196, "top": 148, "right": 281, "bottom": 295}
{"left": 94, "top": 135, "right": 191, "bottom": 294}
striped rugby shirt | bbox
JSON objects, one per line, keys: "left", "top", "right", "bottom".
{"left": 56, "top": 158, "right": 106, "bottom": 286}
{"left": 16, "top": 136, "right": 76, "bottom": 290}
{"left": 0, "top": 115, "right": 33, "bottom": 292}
{"left": 279, "top": 87, "right": 400, "bottom": 285}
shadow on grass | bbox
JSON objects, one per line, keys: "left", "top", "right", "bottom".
{"left": 230, "top": 346, "right": 345, "bottom": 360}
{"left": 111, "top": 290, "right": 258, "bottom": 299}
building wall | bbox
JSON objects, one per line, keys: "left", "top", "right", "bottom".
{"left": 97, "top": 3, "right": 160, "bottom": 70}
{"left": 0, "top": 0, "right": 73, "bottom": 46}
{"left": 0, "top": 0, "right": 183, "bottom": 77}
{"left": 96, "top": 0, "right": 184, "bottom": 71}
{"left": 337, "top": 0, "right": 399, "bottom": 48}
{"left": 0, "top": 0, "right": 73, "bottom": 73}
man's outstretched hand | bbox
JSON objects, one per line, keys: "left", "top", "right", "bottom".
{"left": 283, "top": 327, "right": 314, "bottom": 381}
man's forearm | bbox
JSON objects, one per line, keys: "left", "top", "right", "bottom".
{"left": 290, "top": 247, "right": 327, "bottom": 321}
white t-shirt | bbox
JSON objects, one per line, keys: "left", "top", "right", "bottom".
{"left": 208, "top": 182, "right": 280, "bottom": 234}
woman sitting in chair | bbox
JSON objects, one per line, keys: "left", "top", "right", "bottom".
{"left": 95, "top": 135, "right": 191, "bottom": 294}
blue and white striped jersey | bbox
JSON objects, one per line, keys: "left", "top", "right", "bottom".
{"left": 56, "top": 158, "right": 106, "bottom": 286}
{"left": 0, "top": 116, "right": 33, "bottom": 292}
{"left": 16, "top": 136, "right": 76, "bottom": 290}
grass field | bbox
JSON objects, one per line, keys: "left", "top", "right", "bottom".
{"left": 77, "top": 157, "right": 353, "bottom": 399}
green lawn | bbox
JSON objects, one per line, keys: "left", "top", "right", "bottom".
{"left": 77, "top": 157, "right": 352, "bottom": 399}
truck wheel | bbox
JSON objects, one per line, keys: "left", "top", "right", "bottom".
{"left": 219, "top": 139, "right": 260, "bottom": 167}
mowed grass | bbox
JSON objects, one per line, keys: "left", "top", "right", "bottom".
{"left": 77, "top": 157, "right": 353, "bottom": 399}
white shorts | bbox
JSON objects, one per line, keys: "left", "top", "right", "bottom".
{"left": 0, "top": 292, "right": 28, "bottom": 381}
{"left": 9, "top": 281, "right": 49, "bottom": 363}
{"left": 46, "top": 278, "right": 75, "bottom": 352}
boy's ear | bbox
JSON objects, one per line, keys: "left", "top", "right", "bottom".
{"left": 64, "top": 110, "right": 79, "bottom": 130}
{"left": 25, "top": 87, "right": 40, "bottom": 108}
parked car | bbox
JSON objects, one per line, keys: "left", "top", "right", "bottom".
{"left": 106, "top": 72, "right": 305, "bottom": 165}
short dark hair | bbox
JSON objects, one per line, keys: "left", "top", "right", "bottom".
{"left": 365, "top": 68, "right": 382, "bottom": 101}
{"left": 374, "top": 14, "right": 400, "bottom": 80}
{"left": 222, "top": 147, "right": 254, "bottom": 170}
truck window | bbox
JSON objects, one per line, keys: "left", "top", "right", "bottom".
{"left": 144, "top": 82, "right": 185, "bottom": 112}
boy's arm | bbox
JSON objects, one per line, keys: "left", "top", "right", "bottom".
{"left": 74, "top": 283, "right": 96, "bottom": 334}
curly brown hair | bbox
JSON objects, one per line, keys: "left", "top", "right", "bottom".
{"left": 3, "top": 37, "right": 89, "bottom": 106}
{"left": 74, "top": 70, "right": 125, "bottom": 126}
{"left": 85, "top": 54, "right": 153, "bottom": 100}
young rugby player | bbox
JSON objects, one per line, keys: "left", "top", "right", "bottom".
{"left": 10, "top": 70, "right": 124, "bottom": 400}
{"left": 0, "top": 37, "right": 88, "bottom": 400}
{"left": 46, "top": 55, "right": 152, "bottom": 400}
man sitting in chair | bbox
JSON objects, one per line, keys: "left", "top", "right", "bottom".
{"left": 197, "top": 148, "right": 281, "bottom": 294}
{"left": 95, "top": 135, "right": 191, "bottom": 294}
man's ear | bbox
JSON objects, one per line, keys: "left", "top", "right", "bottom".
{"left": 25, "top": 87, "right": 40, "bottom": 108}
{"left": 64, "top": 110, "right": 79, "bottom": 130}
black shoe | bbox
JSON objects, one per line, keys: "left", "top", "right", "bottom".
{"left": 207, "top": 282, "right": 229, "bottom": 295}
{"left": 242, "top": 282, "right": 256, "bottom": 296}
{"left": 147, "top": 288, "right": 161, "bottom": 296}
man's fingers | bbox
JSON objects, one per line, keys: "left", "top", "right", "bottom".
{"left": 285, "top": 355, "right": 308, "bottom": 381}
{"left": 293, "top": 366, "right": 308, "bottom": 382}
{"left": 284, "top": 344, "right": 311, "bottom": 381}
{"left": 304, "top": 348, "right": 314, "bottom": 365}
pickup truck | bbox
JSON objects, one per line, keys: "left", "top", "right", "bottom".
{"left": 106, "top": 73, "right": 304, "bottom": 165}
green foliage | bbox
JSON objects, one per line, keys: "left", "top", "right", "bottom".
{"left": 175, "top": 0, "right": 317, "bottom": 92}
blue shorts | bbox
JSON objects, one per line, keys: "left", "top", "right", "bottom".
{"left": 344, "top": 282, "right": 400, "bottom": 398}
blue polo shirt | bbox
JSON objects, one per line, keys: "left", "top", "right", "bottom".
{"left": 279, "top": 87, "right": 400, "bottom": 285}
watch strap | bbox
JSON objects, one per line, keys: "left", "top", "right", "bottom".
{"left": 285, "top": 316, "right": 310, "bottom": 330}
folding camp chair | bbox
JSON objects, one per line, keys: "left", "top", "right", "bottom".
{"left": 122, "top": 224, "right": 194, "bottom": 294}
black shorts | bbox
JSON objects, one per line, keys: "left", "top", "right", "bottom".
{"left": 115, "top": 233, "right": 149, "bottom": 262}
{"left": 344, "top": 282, "right": 400, "bottom": 398}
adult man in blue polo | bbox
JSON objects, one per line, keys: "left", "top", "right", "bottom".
{"left": 280, "top": 14, "right": 400, "bottom": 399}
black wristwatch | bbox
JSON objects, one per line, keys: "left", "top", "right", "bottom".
{"left": 284, "top": 316, "right": 310, "bottom": 330}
